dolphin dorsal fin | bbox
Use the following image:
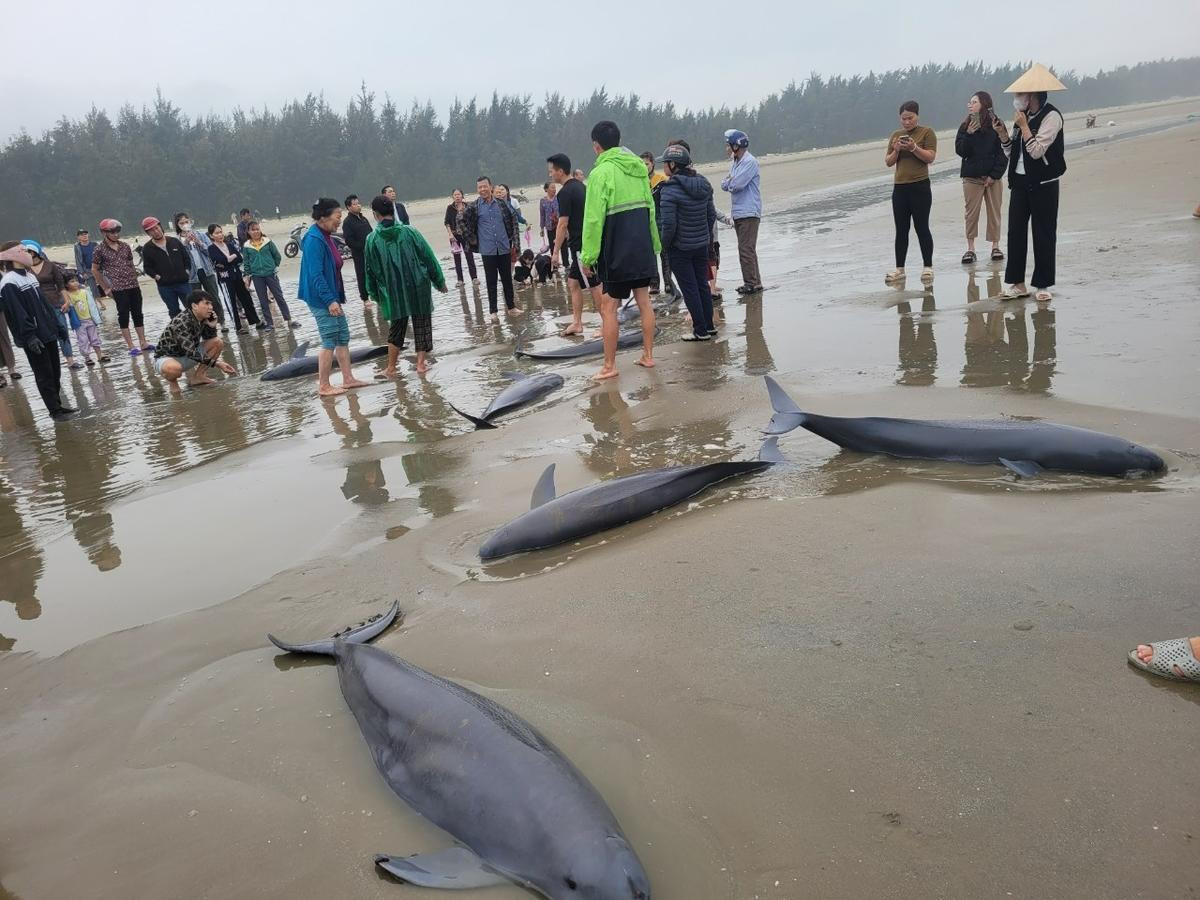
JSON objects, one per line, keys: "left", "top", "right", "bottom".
{"left": 290, "top": 341, "right": 311, "bottom": 360}
{"left": 530, "top": 464, "right": 556, "bottom": 509}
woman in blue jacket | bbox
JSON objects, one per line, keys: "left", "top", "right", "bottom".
{"left": 657, "top": 144, "right": 718, "bottom": 341}
{"left": 297, "top": 198, "right": 368, "bottom": 396}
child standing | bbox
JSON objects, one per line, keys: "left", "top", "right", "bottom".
{"left": 64, "top": 273, "right": 108, "bottom": 365}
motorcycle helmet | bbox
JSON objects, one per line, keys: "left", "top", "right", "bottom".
{"left": 99, "top": 218, "right": 122, "bottom": 233}
{"left": 19, "top": 239, "right": 45, "bottom": 258}
{"left": 724, "top": 129, "right": 750, "bottom": 149}
{"left": 141, "top": 216, "right": 161, "bottom": 232}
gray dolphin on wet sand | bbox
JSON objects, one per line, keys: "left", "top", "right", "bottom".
{"left": 515, "top": 327, "right": 662, "bottom": 360}
{"left": 450, "top": 372, "right": 565, "bottom": 429}
{"left": 268, "top": 601, "right": 650, "bottom": 898}
{"left": 763, "top": 375, "right": 1165, "bottom": 478}
{"left": 479, "top": 439, "right": 784, "bottom": 559}
{"left": 260, "top": 341, "right": 388, "bottom": 381}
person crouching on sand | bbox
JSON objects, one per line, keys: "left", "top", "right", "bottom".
{"left": 364, "top": 194, "right": 447, "bottom": 378}
{"left": 153, "top": 290, "right": 235, "bottom": 390}
{"left": 298, "top": 197, "right": 369, "bottom": 397}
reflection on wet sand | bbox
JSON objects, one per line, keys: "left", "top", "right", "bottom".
{"left": 741, "top": 295, "right": 776, "bottom": 376}
{"left": 896, "top": 294, "right": 937, "bottom": 385}
{"left": 963, "top": 274, "right": 1057, "bottom": 392}
{"left": 0, "top": 483, "right": 43, "bottom": 649}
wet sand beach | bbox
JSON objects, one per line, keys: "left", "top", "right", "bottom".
{"left": 2, "top": 98, "right": 1198, "bottom": 898}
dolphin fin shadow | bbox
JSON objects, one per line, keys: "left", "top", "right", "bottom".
{"left": 530, "top": 464, "right": 557, "bottom": 509}
{"left": 763, "top": 375, "right": 808, "bottom": 435}
{"left": 375, "top": 847, "right": 509, "bottom": 889}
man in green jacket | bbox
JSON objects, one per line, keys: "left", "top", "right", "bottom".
{"left": 364, "top": 195, "right": 447, "bottom": 377}
{"left": 580, "top": 120, "right": 661, "bottom": 381}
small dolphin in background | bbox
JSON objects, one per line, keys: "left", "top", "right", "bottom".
{"left": 268, "top": 602, "right": 651, "bottom": 899}
{"left": 516, "top": 327, "right": 661, "bottom": 360}
{"left": 763, "top": 375, "right": 1165, "bottom": 478}
{"left": 450, "top": 372, "right": 564, "bottom": 429}
{"left": 617, "top": 296, "right": 677, "bottom": 325}
{"left": 260, "top": 341, "right": 388, "bottom": 381}
{"left": 480, "top": 438, "right": 784, "bottom": 559}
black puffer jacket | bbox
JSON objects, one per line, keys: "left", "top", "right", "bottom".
{"left": 658, "top": 173, "right": 717, "bottom": 253}
{"left": 955, "top": 123, "right": 1007, "bottom": 180}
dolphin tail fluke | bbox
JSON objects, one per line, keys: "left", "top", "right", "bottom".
{"left": 449, "top": 403, "right": 498, "bottom": 430}
{"left": 758, "top": 437, "right": 786, "bottom": 464}
{"left": 267, "top": 600, "right": 401, "bottom": 657}
{"left": 763, "top": 375, "right": 808, "bottom": 435}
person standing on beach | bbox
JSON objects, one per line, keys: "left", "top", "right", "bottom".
{"left": 92, "top": 219, "right": 153, "bottom": 355}
{"left": 22, "top": 240, "right": 82, "bottom": 371}
{"left": 0, "top": 289, "right": 20, "bottom": 386}
{"left": 235, "top": 208, "right": 253, "bottom": 248}
{"left": 241, "top": 221, "right": 297, "bottom": 329}
{"left": 884, "top": 101, "right": 938, "bottom": 285}
{"left": 73, "top": 229, "right": 102, "bottom": 306}
{"left": 173, "top": 213, "right": 227, "bottom": 332}
{"left": 573, "top": 168, "right": 586, "bottom": 184}
{"left": 64, "top": 273, "right": 108, "bottom": 365}
{"left": 341, "top": 194, "right": 373, "bottom": 304}
{"left": 139, "top": 216, "right": 195, "bottom": 318}
{"left": 443, "top": 189, "right": 478, "bottom": 284}
{"left": 297, "top": 197, "right": 369, "bottom": 397}
{"left": 464, "top": 176, "right": 521, "bottom": 322}
{"left": 206, "top": 225, "right": 261, "bottom": 333}
{"left": 999, "top": 64, "right": 1068, "bottom": 303}
{"left": 580, "top": 120, "right": 660, "bottom": 380}
{"left": 548, "top": 152, "right": 598, "bottom": 337}
{"left": 364, "top": 194, "right": 447, "bottom": 378}
{"left": 539, "top": 183, "right": 564, "bottom": 266}
{"left": 381, "top": 185, "right": 411, "bottom": 225}
{"left": 657, "top": 144, "right": 718, "bottom": 341}
{"left": 642, "top": 151, "right": 676, "bottom": 299}
{"left": 721, "top": 129, "right": 763, "bottom": 295}
{"left": 0, "top": 242, "right": 75, "bottom": 419}
{"left": 955, "top": 92, "right": 1007, "bottom": 265}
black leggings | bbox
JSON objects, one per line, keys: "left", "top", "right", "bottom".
{"left": 222, "top": 276, "right": 260, "bottom": 328}
{"left": 480, "top": 253, "right": 515, "bottom": 313}
{"left": 892, "top": 179, "right": 934, "bottom": 268}
{"left": 112, "top": 286, "right": 144, "bottom": 329}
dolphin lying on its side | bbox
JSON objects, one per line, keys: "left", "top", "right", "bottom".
{"left": 617, "top": 296, "right": 677, "bottom": 324}
{"left": 268, "top": 602, "right": 650, "bottom": 899}
{"left": 515, "top": 327, "right": 661, "bottom": 360}
{"left": 763, "top": 375, "right": 1165, "bottom": 478}
{"left": 480, "top": 439, "right": 783, "bottom": 559}
{"left": 260, "top": 341, "right": 388, "bottom": 381}
{"left": 450, "top": 372, "right": 565, "bottom": 429}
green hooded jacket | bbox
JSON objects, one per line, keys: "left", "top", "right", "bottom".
{"left": 580, "top": 147, "right": 661, "bottom": 281}
{"left": 363, "top": 221, "right": 446, "bottom": 320}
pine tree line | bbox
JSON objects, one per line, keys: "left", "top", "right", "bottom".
{"left": 2, "top": 58, "right": 1196, "bottom": 243}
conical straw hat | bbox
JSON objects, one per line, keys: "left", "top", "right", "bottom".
{"left": 1005, "top": 63, "right": 1068, "bottom": 93}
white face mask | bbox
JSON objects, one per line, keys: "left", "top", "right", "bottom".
{"left": 1013, "top": 96, "right": 1029, "bottom": 112}
{"left": 180, "top": 222, "right": 192, "bottom": 232}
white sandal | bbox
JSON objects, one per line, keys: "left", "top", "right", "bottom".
{"left": 999, "top": 286, "right": 1031, "bottom": 300}
{"left": 920, "top": 267, "right": 934, "bottom": 284}
{"left": 884, "top": 269, "right": 906, "bottom": 284}
{"left": 1034, "top": 290, "right": 1053, "bottom": 302}
{"left": 1127, "top": 638, "right": 1200, "bottom": 682}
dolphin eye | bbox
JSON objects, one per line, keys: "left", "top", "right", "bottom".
{"left": 564, "top": 876, "right": 578, "bottom": 890}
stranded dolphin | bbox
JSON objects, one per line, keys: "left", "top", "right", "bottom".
{"left": 617, "top": 296, "right": 677, "bottom": 325}
{"left": 450, "top": 372, "right": 565, "bottom": 429}
{"left": 515, "top": 327, "right": 662, "bottom": 360}
{"left": 763, "top": 375, "right": 1165, "bottom": 478}
{"left": 268, "top": 601, "right": 650, "bottom": 899}
{"left": 479, "top": 439, "right": 783, "bottom": 559}
{"left": 260, "top": 341, "right": 388, "bottom": 381}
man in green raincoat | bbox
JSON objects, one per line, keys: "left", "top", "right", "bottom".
{"left": 364, "top": 195, "right": 448, "bottom": 377}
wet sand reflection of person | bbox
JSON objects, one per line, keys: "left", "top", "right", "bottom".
{"left": 741, "top": 294, "right": 775, "bottom": 376}
{"left": 0, "top": 478, "right": 44, "bottom": 633}
{"left": 40, "top": 416, "right": 124, "bottom": 571}
{"left": 323, "top": 394, "right": 389, "bottom": 506}
{"left": 962, "top": 281, "right": 1056, "bottom": 393}
{"left": 896, "top": 295, "right": 937, "bottom": 385}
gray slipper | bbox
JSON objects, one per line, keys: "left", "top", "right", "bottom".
{"left": 1127, "top": 638, "right": 1200, "bottom": 682}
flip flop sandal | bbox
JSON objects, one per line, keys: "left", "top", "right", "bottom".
{"left": 1034, "top": 290, "right": 1053, "bottom": 302}
{"left": 680, "top": 334, "right": 710, "bottom": 342}
{"left": 1127, "top": 639, "right": 1200, "bottom": 682}
{"left": 884, "top": 270, "right": 905, "bottom": 283}
{"left": 10, "top": 371, "right": 21, "bottom": 379}
{"left": 128, "top": 348, "right": 141, "bottom": 356}
{"left": 961, "top": 251, "right": 977, "bottom": 264}
{"left": 999, "top": 288, "right": 1030, "bottom": 300}
{"left": 991, "top": 248, "right": 1005, "bottom": 261}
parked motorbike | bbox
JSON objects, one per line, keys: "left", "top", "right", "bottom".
{"left": 284, "top": 222, "right": 353, "bottom": 261}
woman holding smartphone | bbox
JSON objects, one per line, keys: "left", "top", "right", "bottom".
{"left": 955, "top": 91, "right": 1007, "bottom": 265}
{"left": 884, "top": 100, "right": 938, "bottom": 285}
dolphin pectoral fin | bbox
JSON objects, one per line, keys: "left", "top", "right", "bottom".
{"left": 763, "top": 376, "right": 807, "bottom": 435}
{"left": 530, "top": 464, "right": 557, "bottom": 509}
{"left": 267, "top": 600, "right": 401, "bottom": 656}
{"left": 758, "top": 437, "right": 786, "bottom": 464}
{"left": 374, "top": 847, "right": 510, "bottom": 889}
{"left": 449, "top": 403, "right": 498, "bottom": 430}
{"left": 999, "top": 458, "right": 1043, "bottom": 478}
{"left": 289, "top": 341, "right": 311, "bottom": 360}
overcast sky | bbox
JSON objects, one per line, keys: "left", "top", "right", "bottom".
{"left": 4, "top": 0, "right": 1197, "bottom": 141}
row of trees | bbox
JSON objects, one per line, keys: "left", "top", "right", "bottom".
{"left": 2, "top": 58, "right": 1196, "bottom": 243}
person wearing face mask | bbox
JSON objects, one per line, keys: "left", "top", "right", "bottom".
{"left": 173, "top": 212, "right": 228, "bottom": 332}
{"left": 998, "top": 64, "right": 1068, "bottom": 302}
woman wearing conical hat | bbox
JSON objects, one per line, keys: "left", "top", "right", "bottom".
{"left": 998, "top": 63, "right": 1067, "bottom": 302}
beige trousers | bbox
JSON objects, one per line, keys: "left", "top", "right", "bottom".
{"left": 962, "top": 177, "right": 1003, "bottom": 243}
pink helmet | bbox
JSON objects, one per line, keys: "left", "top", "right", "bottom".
{"left": 141, "top": 216, "right": 161, "bottom": 231}
{"left": 98, "top": 218, "right": 122, "bottom": 232}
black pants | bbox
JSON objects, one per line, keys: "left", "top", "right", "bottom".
{"left": 25, "top": 343, "right": 63, "bottom": 414}
{"left": 452, "top": 244, "right": 477, "bottom": 281}
{"left": 222, "top": 276, "right": 260, "bottom": 328}
{"left": 546, "top": 228, "right": 569, "bottom": 268}
{"left": 112, "top": 286, "right": 144, "bottom": 329}
{"left": 1006, "top": 178, "right": 1059, "bottom": 289}
{"left": 892, "top": 179, "right": 934, "bottom": 268}
{"left": 350, "top": 249, "right": 369, "bottom": 301}
{"left": 480, "top": 253, "right": 515, "bottom": 313}
{"left": 390, "top": 315, "right": 433, "bottom": 353}
{"left": 669, "top": 246, "right": 714, "bottom": 336}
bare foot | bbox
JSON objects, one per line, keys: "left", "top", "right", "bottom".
{"left": 592, "top": 367, "right": 619, "bottom": 382}
{"left": 1134, "top": 636, "right": 1200, "bottom": 678}
{"left": 342, "top": 379, "right": 369, "bottom": 389}
{"left": 506, "top": 306, "right": 522, "bottom": 316}
{"left": 560, "top": 323, "right": 584, "bottom": 337}
{"left": 589, "top": 329, "right": 603, "bottom": 339}
{"left": 415, "top": 362, "right": 429, "bottom": 374}
{"left": 374, "top": 369, "right": 396, "bottom": 381}
{"left": 187, "top": 375, "right": 217, "bottom": 386}
{"left": 634, "top": 357, "right": 655, "bottom": 368}
{"left": 489, "top": 313, "right": 500, "bottom": 323}
{"left": 318, "top": 384, "right": 346, "bottom": 397}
